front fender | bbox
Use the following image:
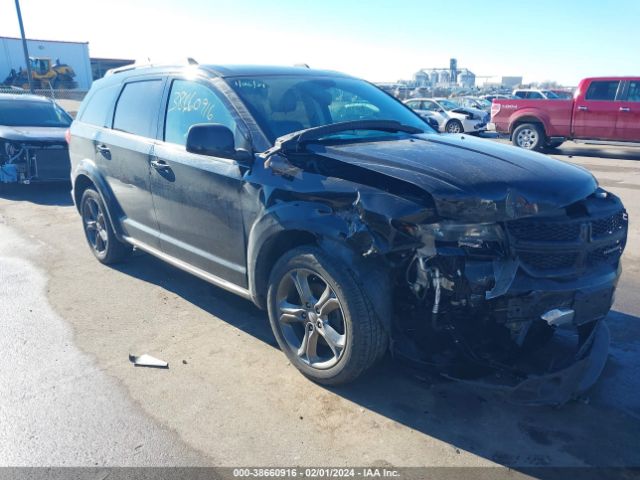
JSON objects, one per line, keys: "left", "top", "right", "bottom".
{"left": 246, "top": 200, "right": 393, "bottom": 333}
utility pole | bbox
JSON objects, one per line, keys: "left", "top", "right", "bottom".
{"left": 15, "top": 0, "right": 34, "bottom": 93}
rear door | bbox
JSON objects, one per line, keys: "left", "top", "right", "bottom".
{"left": 97, "top": 77, "right": 165, "bottom": 247}
{"left": 149, "top": 77, "right": 249, "bottom": 287}
{"left": 616, "top": 79, "right": 640, "bottom": 142}
{"left": 572, "top": 79, "right": 622, "bottom": 140}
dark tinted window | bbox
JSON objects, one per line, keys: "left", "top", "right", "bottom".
{"left": 0, "top": 99, "right": 72, "bottom": 127}
{"left": 585, "top": 81, "right": 620, "bottom": 101}
{"left": 113, "top": 80, "right": 164, "bottom": 137}
{"left": 79, "top": 84, "right": 119, "bottom": 127}
{"left": 626, "top": 81, "right": 640, "bottom": 102}
{"left": 164, "top": 80, "right": 236, "bottom": 146}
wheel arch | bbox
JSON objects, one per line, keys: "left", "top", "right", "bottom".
{"left": 247, "top": 202, "right": 392, "bottom": 334}
{"left": 72, "top": 162, "right": 126, "bottom": 240}
{"left": 509, "top": 111, "right": 550, "bottom": 139}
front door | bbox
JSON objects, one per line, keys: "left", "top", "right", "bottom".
{"left": 572, "top": 79, "right": 622, "bottom": 140}
{"left": 100, "top": 78, "right": 165, "bottom": 247}
{"left": 150, "top": 78, "right": 249, "bottom": 287}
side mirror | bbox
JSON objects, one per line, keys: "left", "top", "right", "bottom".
{"left": 186, "top": 124, "right": 252, "bottom": 164}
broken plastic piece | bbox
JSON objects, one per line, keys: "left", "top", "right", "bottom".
{"left": 129, "top": 353, "right": 168, "bottom": 369}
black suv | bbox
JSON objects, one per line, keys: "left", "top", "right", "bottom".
{"left": 69, "top": 64, "right": 627, "bottom": 402}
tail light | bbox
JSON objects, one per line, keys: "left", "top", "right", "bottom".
{"left": 64, "top": 128, "right": 71, "bottom": 145}
{"left": 490, "top": 102, "right": 501, "bottom": 120}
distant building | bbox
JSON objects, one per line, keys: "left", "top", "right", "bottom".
{"left": 0, "top": 36, "right": 93, "bottom": 89}
{"left": 91, "top": 58, "right": 134, "bottom": 80}
{"left": 412, "top": 58, "right": 476, "bottom": 88}
{"left": 477, "top": 76, "right": 523, "bottom": 89}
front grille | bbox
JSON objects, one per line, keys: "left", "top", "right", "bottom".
{"left": 518, "top": 251, "right": 579, "bottom": 270}
{"left": 592, "top": 211, "right": 626, "bottom": 238}
{"left": 505, "top": 198, "right": 627, "bottom": 276}
{"left": 507, "top": 219, "right": 581, "bottom": 242}
{"left": 587, "top": 244, "right": 623, "bottom": 266}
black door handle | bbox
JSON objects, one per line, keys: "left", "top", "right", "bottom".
{"left": 150, "top": 159, "right": 170, "bottom": 171}
{"left": 96, "top": 144, "right": 111, "bottom": 159}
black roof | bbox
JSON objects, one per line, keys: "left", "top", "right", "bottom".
{"left": 201, "top": 64, "right": 352, "bottom": 78}
{"left": 103, "top": 63, "right": 352, "bottom": 81}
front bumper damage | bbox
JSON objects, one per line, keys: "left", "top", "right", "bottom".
{"left": 374, "top": 190, "right": 627, "bottom": 406}
{"left": 0, "top": 141, "right": 70, "bottom": 184}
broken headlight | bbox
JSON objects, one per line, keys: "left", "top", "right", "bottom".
{"left": 417, "top": 222, "right": 506, "bottom": 254}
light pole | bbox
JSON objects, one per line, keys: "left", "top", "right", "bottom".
{"left": 15, "top": 0, "right": 34, "bottom": 93}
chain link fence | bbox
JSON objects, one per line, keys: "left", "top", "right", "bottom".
{"left": 0, "top": 87, "right": 88, "bottom": 117}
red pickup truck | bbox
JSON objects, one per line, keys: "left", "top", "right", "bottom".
{"left": 490, "top": 77, "right": 640, "bottom": 150}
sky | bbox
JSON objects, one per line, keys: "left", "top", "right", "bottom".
{"left": 1, "top": 0, "right": 639, "bottom": 85}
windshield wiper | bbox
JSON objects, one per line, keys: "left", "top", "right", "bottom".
{"left": 263, "top": 120, "right": 424, "bottom": 156}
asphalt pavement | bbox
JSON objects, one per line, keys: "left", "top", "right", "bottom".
{"left": 0, "top": 141, "right": 639, "bottom": 471}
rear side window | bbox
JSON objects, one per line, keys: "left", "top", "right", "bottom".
{"left": 113, "top": 80, "right": 164, "bottom": 138}
{"left": 625, "top": 81, "right": 640, "bottom": 102}
{"left": 585, "top": 81, "right": 620, "bottom": 101}
{"left": 164, "top": 80, "right": 236, "bottom": 146}
{"left": 79, "top": 84, "right": 119, "bottom": 127}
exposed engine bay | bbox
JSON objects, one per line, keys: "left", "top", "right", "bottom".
{"left": 0, "top": 140, "right": 70, "bottom": 184}
{"left": 384, "top": 190, "right": 626, "bottom": 405}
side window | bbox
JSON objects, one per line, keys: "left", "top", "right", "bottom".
{"left": 514, "top": 91, "right": 525, "bottom": 99}
{"left": 405, "top": 100, "right": 420, "bottom": 109}
{"left": 79, "top": 84, "right": 119, "bottom": 127}
{"left": 164, "top": 80, "right": 236, "bottom": 146}
{"left": 113, "top": 80, "right": 164, "bottom": 137}
{"left": 625, "top": 81, "right": 640, "bottom": 102}
{"left": 585, "top": 81, "right": 620, "bottom": 101}
{"left": 423, "top": 101, "right": 438, "bottom": 111}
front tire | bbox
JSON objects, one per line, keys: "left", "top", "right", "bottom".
{"left": 512, "top": 123, "right": 545, "bottom": 150}
{"left": 80, "top": 188, "right": 132, "bottom": 264}
{"left": 445, "top": 119, "right": 464, "bottom": 134}
{"left": 267, "top": 246, "right": 387, "bottom": 385}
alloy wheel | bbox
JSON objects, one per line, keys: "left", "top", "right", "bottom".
{"left": 516, "top": 128, "right": 538, "bottom": 149}
{"left": 83, "top": 197, "right": 108, "bottom": 255}
{"left": 276, "top": 268, "right": 347, "bottom": 369}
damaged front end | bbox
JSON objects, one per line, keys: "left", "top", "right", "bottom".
{"left": 385, "top": 188, "right": 627, "bottom": 406}
{"left": 0, "top": 138, "right": 70, "bottom": 184}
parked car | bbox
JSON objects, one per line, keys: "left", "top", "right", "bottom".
{"left": 404, "top": 97, "right": 489, "bottom": 133}
{"left": 0, "top": 93, "right": 72, "bottom": 184}
{"left": 492, "top": 77, "right": 640, "bottom": 150}
{"left": 69, "top": 64, "right": 627, "bottom": 404}
{"left": 550, "top": 89, "right": 575, "bottom": 99}
{"left": 481, "top": 94, "right": 515, "bottom": 102}
{"left": 455, "top": 96, "right": 492, "bottom": 112}
{"left": 512, "top": 88, "right": 561, "bottom": 100}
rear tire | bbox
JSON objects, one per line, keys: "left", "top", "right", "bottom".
{"left": 267, "top": 246, "right": 388, "bottom": 385}
{"left": 512, "top": 123, "right": 545, "bottom": 151}
{"left": 80, "top": 188, "right": 132, "bottom": 264}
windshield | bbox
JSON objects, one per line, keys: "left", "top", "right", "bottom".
{"left": 228, "top": 75, "right": 431, "bottom": 143}
{"left": 0, "top": 99, "right": 72, "bottom": 127}
{"left": 437, "top": 99, "right": 460, "bottom": 110}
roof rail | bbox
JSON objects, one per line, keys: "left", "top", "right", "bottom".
{"left": 105, "top": 57, "right": 199, "bottom": 76}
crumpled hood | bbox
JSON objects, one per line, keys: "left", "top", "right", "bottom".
{"left": 0, "top": 126, "right": 67, "bottom": 143}
{"left": 308, "top": 133, "right": 598, "bottom": 221}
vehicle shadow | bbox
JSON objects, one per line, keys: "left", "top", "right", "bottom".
{"left": 0, "top": 182, "right": 73, "bottom": 206}
{"left": 112, "top": 251, "right": 640, "bottom": 473}
{"left": 552, "top": 146, "right": 640, "bottom": 162}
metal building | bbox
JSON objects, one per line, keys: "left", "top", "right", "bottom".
{"left": 0, "top": 36, "right": 93, "bottom": 90}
